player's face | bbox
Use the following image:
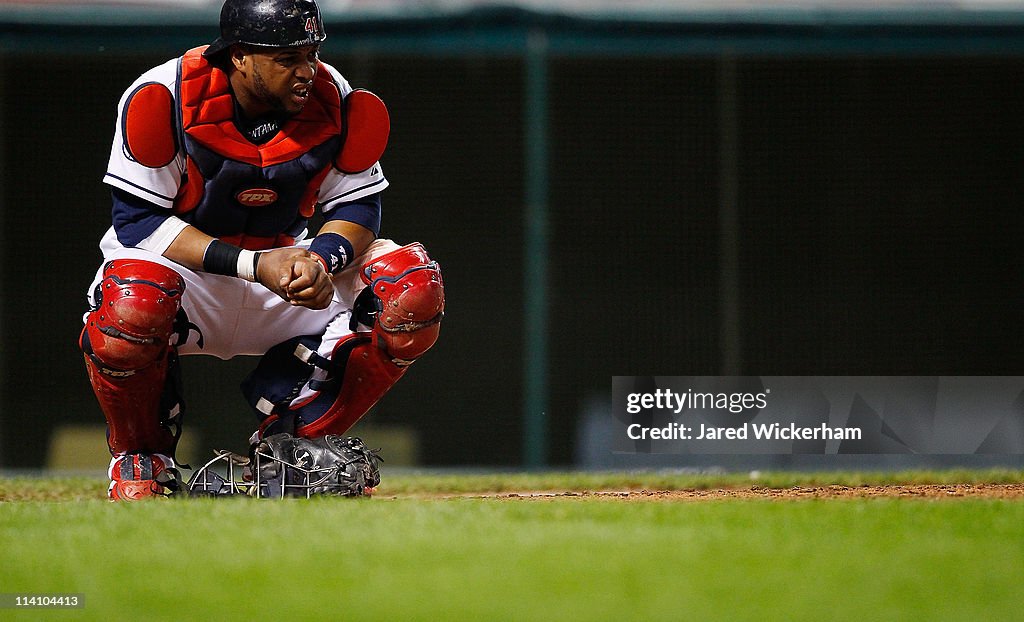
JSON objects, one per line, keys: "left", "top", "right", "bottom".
{"left": 234, "top": 45, "right": 320, "bottom": 117}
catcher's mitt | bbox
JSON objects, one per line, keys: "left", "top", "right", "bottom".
{"left": 186, "top": 433, "right": 382, "bottom": 498}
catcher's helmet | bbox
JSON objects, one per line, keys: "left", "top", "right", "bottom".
{"left": 203, "top": 0, "right": 327, "bottom": 60}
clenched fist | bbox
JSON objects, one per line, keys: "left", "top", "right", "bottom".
{"left": 256, "top": 247, "right": 334, "bottom": 309}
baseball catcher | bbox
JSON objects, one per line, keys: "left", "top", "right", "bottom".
{"left": 80, "top": 0, "right": 445, "bottom": 500}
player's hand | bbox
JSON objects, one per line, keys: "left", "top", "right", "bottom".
{"left": 281, "top": 255, "right": 334, "bottom": 309}
{"left": 256, "top": 248, "right": 334, "bottom": 310}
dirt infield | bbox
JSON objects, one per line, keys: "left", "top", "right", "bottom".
{"left": 451, "top": 484, "right": 1024, "bottom": 501}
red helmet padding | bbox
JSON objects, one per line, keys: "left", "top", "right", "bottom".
{"left": 336, "top": 89, "right": 390, "bottom": 174}
{"left": 85, "top": 259, "right": 185, "bottom": 371}
{"left": 124, "top": 83, "right": 177, "bottom": 168}
{"left": 361, "top": 243, "right": 444, "bottom": 363}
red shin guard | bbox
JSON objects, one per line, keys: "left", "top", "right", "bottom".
{"left": 83, "top": 352, "right": 178, "bottom": 455}
{"left": 294, "top": 340, "right": 407, "bottom": 438}
{"left": 253, "top": 244, "right": 445, "bottom": 441}
{"left": 81, "top": 259, "right": 185, "bottom": 455}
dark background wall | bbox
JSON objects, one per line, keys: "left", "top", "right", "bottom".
{"left": 1, "top": 11, "right": 1023, "bottom": 467}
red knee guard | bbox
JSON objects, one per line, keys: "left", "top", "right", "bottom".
{"left": 361, "top": 243, "right": 444, "bottom": 364}
{"left": 80, "top": 259, "right": 185, "bottom": 455}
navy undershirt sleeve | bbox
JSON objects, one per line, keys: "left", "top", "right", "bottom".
{"left": 111, "top": 187, "right": 172, "bottom": 247}
{"left": 323, "top": 192, "right": 382, "bottom": 237}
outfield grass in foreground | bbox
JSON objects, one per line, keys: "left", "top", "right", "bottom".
{"left": 0, "top": 471, "right": 1021, "bottom": 621}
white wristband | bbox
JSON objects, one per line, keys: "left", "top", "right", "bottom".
{"left": 237, "top": 249, "right": 259, "bottom": 282}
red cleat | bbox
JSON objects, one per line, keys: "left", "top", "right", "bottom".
{"left": 107, "top": 453, "right": 180, "bottom": 501}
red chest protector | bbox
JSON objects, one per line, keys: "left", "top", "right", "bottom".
{"left": 177, "top": 46, "right": 343, "bottom": 171}
{"left": 170, "top": 46, "right": 343, "bottom": 249}
{"left": 121, "top": 47, "right": 390, "bottom": 251}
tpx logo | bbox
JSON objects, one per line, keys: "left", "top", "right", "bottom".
{"left": 236, "top": 188, "right": 278, "bottom": 207}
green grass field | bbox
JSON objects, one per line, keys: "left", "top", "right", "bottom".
{"left": 0, "top": 470, "right": 1021, "bottom": 621}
